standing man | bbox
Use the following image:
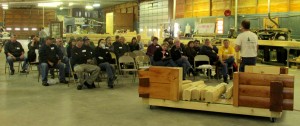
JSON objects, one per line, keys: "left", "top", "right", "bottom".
{"left": 39, "top": 37, "right": 68, "bottom": 86}
{"left": 4, "top": 35, "right": 27, "bottom": 75}
{"left": 235, "top": 20, "right": 258, "bottom": 72}
{"left": 72, "top": 37, "right": 100, "bottom": 90}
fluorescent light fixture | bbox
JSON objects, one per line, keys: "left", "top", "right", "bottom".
{"left": 59, "top": 7, "right": 63, "bottom": 10}
{"left": 148, "top": 29, "right": 153, "bottom": 31}
{"left": 38, "top": 2, "right": 62, "bottom": 7}
{"left": 6, "top": 28, "right": 12, "bottom": 31}
{"left": 93, "top": 4, "right": 100, "bottom": 7}
{"left": 32, "top": 28, "right": 37, "bottom": 31}
{"left": 174, "top": 23, "right": 179, "bottom": 37}
{"left": 23, "top": 28, "right": 29, "bottom": 31}
{"left": 69, "top": 2, "right": 74, "bottom": 6}
{"left": 3, "top": 6, "right": 8, "bottom": 9}
{"left": 15, "top": 28, "right": 21, "bottom": 31}
{"left": 85, "top": 5, "right": 93, "bottom": 9}
{"left": 139, "top": 29, "right": 143, "bottom": 32}
{"left": 2, "top": 4, "right": 8, "bottom": 7}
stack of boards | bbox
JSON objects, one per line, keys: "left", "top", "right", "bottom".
{"left": 181, "top": 80, "right": 233, "bottom": 103}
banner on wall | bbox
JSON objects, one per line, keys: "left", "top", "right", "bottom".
{"left": 196, "top": 23, "right": 215, "bottom": 34}
{"left": 75, "top": 18, "right": 85, "bottom": 25}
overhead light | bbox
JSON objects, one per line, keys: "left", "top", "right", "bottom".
{"left": 23, "top": 28, "right": 29, "bottom": 31}
{"left": 85, "top": 5, "right": 93, "bottom": 10}
{"left": 69, "top": 2, "right": 74, "bottom": 6}
{"left": 32, "top": 28, "right": 37, "bottom": 31}
{"left": 38, "top": 2, "right": 63, "bottom": 7}
{"left": 93, "top": 4, "right": 100, "bottom": 7}
{"left": 3, "top": 6, "right": 8, "bottom": 9}
{"left": 6, "top": 28, "right": 12, "bottom": 31}
{"left": 2, "top": 4, "right": 8, "bottom": 7}
{"left": 59, "top": 7, "right": 64, "bottom": 10}
{"left": 15, "top": 28, "right": 21, "bottom": 31}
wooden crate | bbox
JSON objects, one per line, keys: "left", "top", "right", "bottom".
{"left": 138, "top": 67, "right": 182, "bottom": 101}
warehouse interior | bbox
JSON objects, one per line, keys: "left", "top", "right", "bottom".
{"left": 0, "top": 0, "right": 300, "bottom": 126}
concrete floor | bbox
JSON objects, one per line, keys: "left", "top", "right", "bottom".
{"left": 0, "top": 40, "right": 299, "bottom": 126}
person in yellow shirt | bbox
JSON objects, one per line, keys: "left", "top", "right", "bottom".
{"left": 218, "top": 39, "right": 235, "bottom": 83}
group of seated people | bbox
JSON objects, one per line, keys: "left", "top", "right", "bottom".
{"left": 4, "top": 34, "right": 235, "bottom": 88}
{"left": 146, "top": 37, "right": 236, "bottom": 83}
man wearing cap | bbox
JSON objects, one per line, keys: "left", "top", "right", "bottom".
{"left": 39, "top": 37, "right": 69, "bottom": 86}
{"left": 72, "top": 37, "right": 100, "bottom": 90}
{"left": 83, "top": 36, "right": 96, "bottom": 51}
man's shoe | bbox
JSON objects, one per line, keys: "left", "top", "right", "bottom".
{"left": 42, "top": 82, "right": 49, "bottom": 86}
{"left": 60, "top": 80, "right": 69, "bottom": 84}
{"left": 20, "top": 70, "right": 27, "bottom": 73}
{"left": 84, "top": 82, "right": 93, "bottom": 89}
{"left": 77, "top": 85, "right": 83, "bottom": 90}
{"left": 91, "top": 83, "right": 96, "bottom": 88}
{"left": 108, "top": 78, "right": 114, "bottom": 89}
{"left": 113, "top": 75, "right": 117, "bottom": 80}
{"left": 10, "top": 70, "right": 15, "bottom": 75}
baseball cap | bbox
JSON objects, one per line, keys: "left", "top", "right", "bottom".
{"left": 83, "top": 36, "right": 90, "bottom": 41}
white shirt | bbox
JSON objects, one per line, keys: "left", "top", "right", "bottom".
{"left": 235, "top": 31, "right": 258, "bottom": 57}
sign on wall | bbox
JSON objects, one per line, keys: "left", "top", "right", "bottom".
{"left": 75, "top": 18, "right": 85, "bottom": 25}
{"left": 196, "top": 23, "right": 215, "bottom": 34}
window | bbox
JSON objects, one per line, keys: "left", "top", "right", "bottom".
{"left": 216, "top": 18, "right": 224, "bottom": 34}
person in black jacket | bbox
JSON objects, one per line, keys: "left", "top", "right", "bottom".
{"left": 72, "top": 37, "right": 100, "bottom": 90}
{"left": 21, "top": 35, "right": 40, "bottom": 73}
{"left": 4, "top": 35, "right": 27, "bottom": 75}
{"left": 194, "top": 40, "right": 201, "bottom": 54}
{"left": 153, "top": 42, "right": 177, "bottom": 67}
{"left": 94, "top": 39, "right": 117, "bottom": 88}
{"left": 185, "top": 41, "right": 197, "bottom": 66}
{"left": 199, "top": 39, "right": 219, "bottom": 65}
{"left": 66, "top": 38, "right": 76, "bottom": 58}
{"left": 128, "top": 37, "right": 139, "bottom": 52}
{"left": 39, "top": 37, "right": 68, "bottom": 86}
{"left": 170, "top": 39, "right": 192, "bottom": 80}
{"left": 112, "top": 36, "right": 130, "bottom": 59}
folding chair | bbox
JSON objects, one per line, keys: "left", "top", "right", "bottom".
{"left": 118, "top": 55, "right": 138, "bottom": 83}
{"left": 194, "top": 55, "right": 213, "bottom": 80}
{"left": 135, "top": 55, "right": 151, "bottom": 69}
{"left": 5, "top": 60, "right": 23, "bottom": 75}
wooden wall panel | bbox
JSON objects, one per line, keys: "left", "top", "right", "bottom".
{"left": 3, "top": 9, "right": 56, "bottom": 39}
{"left": 290, "top": 0, "right": 300, "bottom": 12}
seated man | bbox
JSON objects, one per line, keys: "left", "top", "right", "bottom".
{"left": 153, "top": 42, "right": 177, "bottom": 67}
{"left": 39, "top": 37, "right": 68, "bottom": 86}
{"left": 170, "top": 39, "right": 192, "bottom": 80}
{"left": 199, "top": 39, "right": 219, "bottom": 77}
{"left": 94, "top": 39, "right": 117, "bottom": 88}
{"left": 4, "top": 35, "right": 27, "bottom": 75}
{"left": 218, "top": 39, "right": 235, "bottom": 83}
{"left": 112, "top": 36, "right": 130, "bottom": 59}
{"left": 55, "top": 38, "right": 71, "bottom": 77}
{"left": 72, "top": 37, "right": 100, "bottom": 90}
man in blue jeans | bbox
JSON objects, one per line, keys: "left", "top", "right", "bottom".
{"left": 235, "top": 20, "right": 258, "bottom": 72}
{"left": 218, "top": 39, "right": 235, "bottom": 83}
{"left": 4, "top": 35, "right": 27, "bottom": 75}
{"left": 39, "top": 37, "right": 68, "bottom": 86}
{"left": 94, "top": 39, "right": 117, "bottom": 88}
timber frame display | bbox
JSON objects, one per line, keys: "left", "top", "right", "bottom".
{"left": 138, "top": 66, "right": 294, "bottom": 122}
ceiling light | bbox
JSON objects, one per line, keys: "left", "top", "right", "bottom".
{"left": 38, "top": 2, "right": 63, "bottom": 7}
{"left": 15, "top": 28, "right": 21, "bottom": 31}
{"left": 85, "top": 5, "right": 93, "bottom": 10}
{"left": 69, "top": 2, "right": 74, "bottom": 6}
{"left": 3, "top": 6, "right": 8, "bottom": 9}
{"left": 2, "top": 4, "right": 8, "bottom": 7}
{"left": 32, "top": 28, "right": 37, "bottom": 31}
{"left": 59, "top": 7, "right": 63, "bottom": 10}
{"left": 93, "top": 4, "right": 100, "bottom": 7}
{"left": 23, "top": 28, "right": 29, "bottom": 31}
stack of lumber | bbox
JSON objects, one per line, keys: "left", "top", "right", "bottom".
{"left": 181, "top": 81, "right": 227, "bottom": 103}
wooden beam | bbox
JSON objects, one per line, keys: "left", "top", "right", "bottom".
{"left": 233, "top": 72, "right": 239, "bottom": 106}
{"left": 225, "top": 84, "right": 233, "bottom": 99}
{"left": 270, "top": 81, "right": 284, "bottom": 112}
{"left": 205, "top": 83, "right": 226, "bottom": 103}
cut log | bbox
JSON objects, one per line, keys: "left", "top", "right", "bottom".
{"left": 225, "top": 83, "right": 233, "bottom": 99}
{"left": 182, "top": 86, "right": 198, "bottom": 101}
{"left": 200, "top": 86, "right": 214, "bottom": 101}
{"left": 205, "top": 83, "right": 227, "bottom": 103}
{"left": 182, "top": 80, "right": 193, "bottom": 84}
{"left": 191, "top": 84, "right": 207, "bottom": 100}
